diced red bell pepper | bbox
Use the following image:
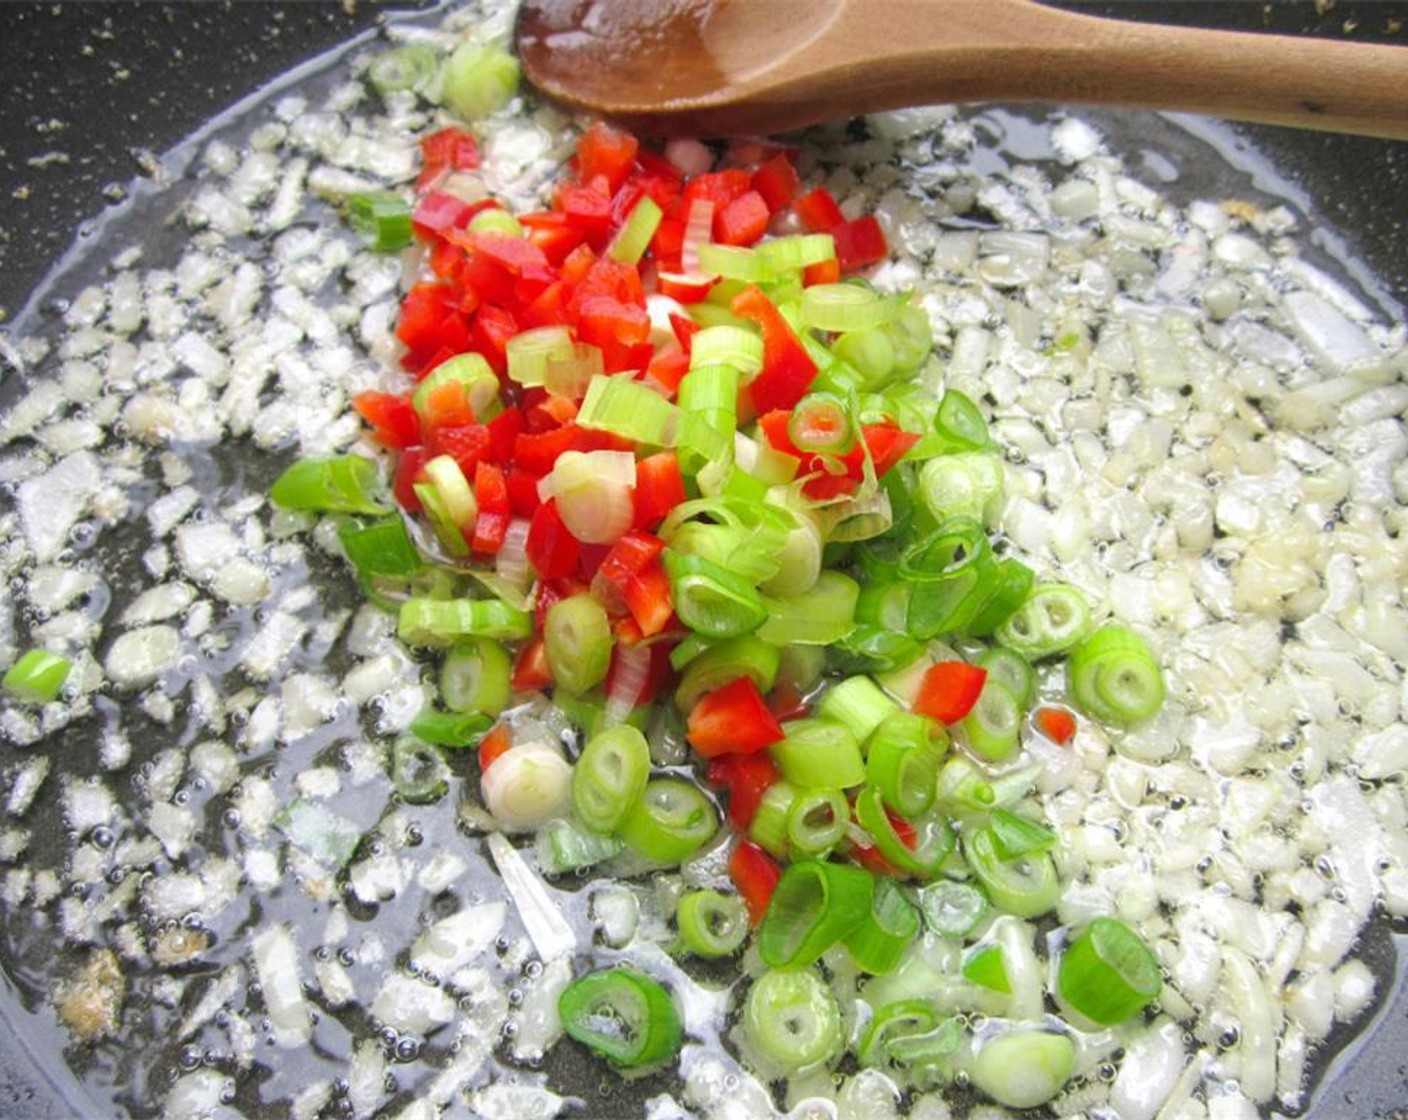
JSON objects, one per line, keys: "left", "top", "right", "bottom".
{"left": 396, "top": 283, "right": 469, "bottom": 371}
{"left": 715, "top": 189, "right": 771, "bottom": 246}
{"left": 511, "top": 638, "right": 553, "bottom": 692}
{"left": 633, "top": 451, "right": 687, "bottom": 530}
{"left": 413, "top": 192, "right": 497, "bottom": 239}
{"left": 569, "top": 255, "right": 647, "bottom": 315}
{"left": 418, "top": 126, "right": 481, "bottom": 190}
{"left": 485, "top": 407, "right": 525, "bottom": 464}
{"left": 478, "top": 722, "right": 513, "bottom": 770}
{"left": 833, "top": 215, "right": 889, "bottom": 273}
{"left": 576, "top": 120, "right": 640, "bottom": 195}
{"left": 592, "top": 531, "right": 666, "bottom": 609}
{"left": 729, "top": 840, "right": 782, "bottom": 925}
{"left": 656, "top": 272, "right": 717, "bottom": 303}
{"left": 643, "top": 344, "right": 690, "bottom": 395}
{"left": 803, "top": 257, "right": 842, "bottom": 286}
{"left": 683, "top": 168, "right": 753, "bottom": 210}
{"left": 556, "top": 183, "right": 614, "bottom": 239}
{"left": 519, "top": 211, "right": 588, "bottom": 265}
{"left": 620, "top": 559, "right": 673, "bottom": 637}
{"left": 455, "top": 250, "right": 516, "bottom": 306}
{"left": 471, "top": 461, "right": 511, "bottom": 554}
{"left": 651, "top": 215, "right": 686, "bottom": 268}
{"left": 514, "top": 424, "right": 578, "bottom": 475}
{"left": 465, "top": 230, "right": 554, "bottom": 281}
{"left": 576, "top": 297, "right": 651, "bottom": 372}
{"left": 720, "top": 751, "right": 779, "bottom": 830}
{"left": 422, "top": 380, "right": 477, "bottom": 431}
{"left": 506, "top": 466, "right": 542, "bottom": 517}
{"left": 353, "top": 391, "right": 420, "bottom": 449}
{"left": 793, "top": 186, "right": 845, "bottom": 232}
{"left": 913, "top": 661, "right": 988, "bottom": 724}
{"left": 862, "top": 422, "right": 922, "bottom": 477}
{"left": 428, "top": 423, "right": 491, "bottom": 477}
{"left": 751, "top": 153, "right": 800, "bottom": 212}
{"left": 525, "top": 499, "right": 580, "bottom": 579}
{"left": 733, "top": 285, "right": 818, "bottom": 414}
{"left": 686, "top": 677, "right": 785, "bottom": 758}
{"left": 592, "top": 530, "right": 663, "bottom": 605}
{"left": 470, "top": 305, "right": 519, "bottom": 376}
{"left": 393, "top": 446, "right": 429, "bottom": 513}
{"left": 1034, "top": 705, "right": 1078, "bottom": 746}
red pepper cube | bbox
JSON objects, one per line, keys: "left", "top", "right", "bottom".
{"left": 861, "top": 422, "right": 922, "bottom": 478}
{"left": 729, "top": 840, "right": 782, "bottom": 926}
{"left": 722, "top": 751, "right": 780, "bottom": 830}
{"left": 526, "top": 500, "right": 580, "bottom": 580}
{"left": 913, "top": 661, "right": 988, "bottom": 725}
{"left": 471, "top": 462, "right": 511, "bottom": 555}
{"left": 576, "top": 120, "right": 640, "bottom": 195}
{"left": 715, "top": 189, "right": 771, "bottom": 246}
{"left": 686, "top": 677, "right": 785, "bottom": 758}
{"left": 352, "top": 391, "right": 420, "bottom": 449}
{"left": 793, "top": 186, "right": 845, "bottom": 232}
{"left": 751, "top": 153, "right": 800, "bottom": 212}
{"left": 833, "top": 215, "right": 889, "bottom": 273}
{"left": 511, "top": 637, "right": 553, "bottom": 692}
{"left": 393, "top": 446, "right": 429, "bottom": 514}
{"left": 733, "top": 285, "right": 818, "bottom": 415}
{"left": 428, "top": 423, "right": 491, "bottom": 478}
{"left": 633, "top": 451, "right": 687, "bottom": 529}
{"left": 1033, "top": 705, "right": 1078, "bottom": 746}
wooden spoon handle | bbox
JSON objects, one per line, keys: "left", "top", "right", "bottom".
{"left": 986, "top": 1, "right": 1408, "bottom": 139}
{"left": 728, "top": 0, "right": 1408, "bottom": 140}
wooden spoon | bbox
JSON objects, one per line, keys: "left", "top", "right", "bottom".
{"left": 515, "top": 0, "right": 1408, "bottom": 139}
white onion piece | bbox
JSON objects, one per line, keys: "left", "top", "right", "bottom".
{"left": 1109, "top": 1018, "right": 1186, "bottom": 1120}
{"left": 1222, "top": 946, "right": 1279, "bottom": 1103}
{"left": 665, "top": 137, "right": 713, "bottom": 177}
{"left": 537, "top": 450, "right": 637, "bottom": 544}
{"left": 481, "top": 743, "right": 572, "bottom": 832}
{"left": 604, "top": 641, "right": 652, "bottom": 728}
{"left": 370, "top": 973, "right": 455, "bottom": 1036}
{"left": 486, "top": 831, "right": 576, "bottom": 962}
{"left": 251, "top": 924, "right": 312, "bottom": 1049}
{"left": 410, "top": 901, "right": 506, "bottom": 978}
{"left": 510, "top": 954, "right": 572, "bottom": 1063}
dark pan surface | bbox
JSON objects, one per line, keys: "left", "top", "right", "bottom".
{"left": 0, "top": 3, "right": 1404, "bottom": 1118}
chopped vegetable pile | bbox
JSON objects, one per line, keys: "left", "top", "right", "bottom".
{"left": 2, "top": 4, "right": 1406, "bottom": 1118}
{"left": 270, "top": 113, "right": 1175, "bottom": 1098}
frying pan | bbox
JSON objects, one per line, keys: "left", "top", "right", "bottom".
{"left": 0, "top": 2, "right": 1404, "bottom": 1117}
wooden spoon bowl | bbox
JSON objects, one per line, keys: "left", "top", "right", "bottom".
{"left": 515, "top": 0, "right": 1408, "bottom": 139}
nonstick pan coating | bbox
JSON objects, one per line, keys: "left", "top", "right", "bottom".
{"left": 0, "top": 3, "right": 1404, "bottom": 1118}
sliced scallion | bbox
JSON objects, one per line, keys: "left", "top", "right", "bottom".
{"left": 1068, "top": 624, "right": 1166, "bottom": 725}
{"left": 1057, "top": 916, "right": 1162, "bottom": 1024}
{"left": 676, "top": 889, "right": 749, "bottom": 958}
{"left": 757, "top": 859, "right": 875, "bottom": 969}
{"left": 917, "top": 879, "right": 989, "bottom": 939}
{"left": 544, "top": 594, "right": 613, "bottom": 695}
{"left": 844, "top": 877, "right": 920, "bottom": 974}
{"left": 390, "top": 737, "right": 451, "bottom": 804}
{"left": 558, "top": 967, "right": 683, "bottom": 1069}
{"left": 618, "top": 779, "right": 718, "bottom": 865}
{"left": 572, "top": 725, "right": 650, "bottom": 835}
{"left": 270, "top": 456, "right": 389, "bottom": 516}
{"left": 743, "top": 968, "right": 842, "bottom": 1072}
{"left": 962, "top": 825, "right": 1059, "bottom": 919}
{"left": 2, "top": 649, "right": 72, "bottom": 704}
